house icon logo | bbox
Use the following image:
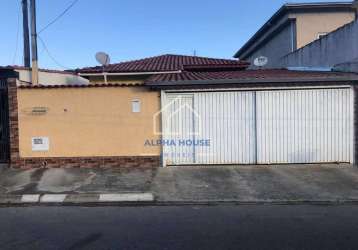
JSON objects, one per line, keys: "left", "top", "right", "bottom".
{"left": 153, "top": 96, "right": 202, "bottom": 136}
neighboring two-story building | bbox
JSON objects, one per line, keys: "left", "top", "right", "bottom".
{"left": 234, "top": 2, "right": 357, "bottom": 68}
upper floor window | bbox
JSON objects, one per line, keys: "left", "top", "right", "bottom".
{"left": 317, "top": 32, "right": 328, "bottom": 39}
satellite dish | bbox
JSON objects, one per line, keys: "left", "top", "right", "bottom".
{"left": 95, "top": 52, "right": 111, "bottom": 66}
{"left": 254, "top": 56, "right": 268, "bottom": 67}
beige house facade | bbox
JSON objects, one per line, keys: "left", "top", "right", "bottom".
{"left": 3, "top": 2, "right": 358, "bottom": 169}
{"left": 292, "top": 11, "right": 355, "bottom": 48}
{"left": 17, "top": 86, "right": 161, "bottom": 158}
{"left": 2, "top": 57, "right": 358, "bottom": 168}
{"left": 3, "top": 55, "right": 248, "bottom": 168}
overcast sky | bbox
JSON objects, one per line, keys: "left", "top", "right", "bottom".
{"left": 0, "top": 0, "right": 349, "bottom": 69}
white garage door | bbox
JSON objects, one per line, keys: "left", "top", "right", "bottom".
{"left": 256, "top": 89, "right": 354, "bottom": 164}
{"left": 162, "top": 94, "right": 196, "bottom": 165}
{"left": 162, "top": 88, "right": 354, "bottom": 166}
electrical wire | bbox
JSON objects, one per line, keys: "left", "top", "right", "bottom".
{"left": 38, "top": 0, "right": 80, "bottom": 34}
{"left": 38, "top": 35, "right": 70, "bottom": 69}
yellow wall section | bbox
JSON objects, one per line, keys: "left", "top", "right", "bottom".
{"left": 17, "top": 87, "right": 161, "bottom": 157}
{"left": 293, "top": 12, "right": 355, "bottom": 49}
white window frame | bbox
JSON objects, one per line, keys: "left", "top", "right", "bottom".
{"left": 317, "top": 32, "right": 328, "bottom": 39}
{"left": 131, "top": 99, "right": 141, "bottom": 113}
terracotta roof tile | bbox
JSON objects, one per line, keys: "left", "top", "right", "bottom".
{"left": 146, "top": 69, "right": 358, "bottom": 85}
{"left": 77, "top": 54, "right": 248, "bottom": 73}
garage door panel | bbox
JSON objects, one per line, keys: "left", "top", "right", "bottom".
{"left": 194, "top": 92, "right": 256, "bottom": 164}
{"left": 163, "top": 92, "right": 257, "bottom": 165}
{"left": 163, "top": 94, "right": 195, "bottom": 165}
{"left": 256, "top": 88, "right": 353, "bottom": 164}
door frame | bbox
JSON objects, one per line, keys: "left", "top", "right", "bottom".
{"left": 161, "top": 93, "right": 196, "bottom": 166}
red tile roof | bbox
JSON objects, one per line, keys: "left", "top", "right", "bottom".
{"left": 146, "top": 69, "right": 358, "bottom": 85}
{"left": 77, "top": 54, "right": 248, "bottom": 73}
{"left": 17, "top": 69, "right": 358, "bottom": 89}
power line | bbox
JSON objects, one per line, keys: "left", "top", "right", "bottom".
{"left": 38, "top": 0, "right": 80, "bottom": 34}
{"left": 38, "top": 35, "right": 70, "bottom": 69}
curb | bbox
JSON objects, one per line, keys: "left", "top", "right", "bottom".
{"left": 2, "top": 195, "right": 358, "bottom": 206}
{"left": 0, "top": 193, "right": 155, "bottom": 206}
{"left": 152, "top": 200, "right": 358, "bottom": 206}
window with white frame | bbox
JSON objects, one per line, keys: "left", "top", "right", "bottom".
{"left": 131, "top": 99, "right": 141, "bottom": 113}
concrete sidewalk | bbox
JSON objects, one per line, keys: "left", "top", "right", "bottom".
{"left": 0, "top": 168, "right": 156, "bottom": 204}
{"left": 153, "top": 164, "right": 358, "bottom": 203}
{"left": 0, "top": 164, "right": 358, "bottom": 205}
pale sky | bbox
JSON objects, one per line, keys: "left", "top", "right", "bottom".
{"left": 0, "top": 0, "right": 349, "bottom": 69}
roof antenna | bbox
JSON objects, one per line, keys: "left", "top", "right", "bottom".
{"left": 193, "top": 50, "right": 197, "bottom": 56}
{"left": 95, "top": 52, "right": 111, "bottom": 84}
{"left": 254, "top": 56, "right": 268, "bottom": 69}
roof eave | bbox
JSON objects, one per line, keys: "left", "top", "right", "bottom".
{"left": 0, "top": 68, "right": 19, "bottom": 78}
{"left": 234, "top": 4, "right": 289, "bottom": 58}
{"left": 147, "top": 76, "right": 358, "bottom": 89}
{"left": 78, "top": 70, "right": 182, "bottom": 76}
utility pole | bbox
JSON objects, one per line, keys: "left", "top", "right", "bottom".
{"left": 21, "top": 0, "right": 30, "bottom": 67}
{"left": 30, "top": 0, "right": 39, "bottom": 85}
{"left": 354, "top": 0, "right": 358, "bottom": 20}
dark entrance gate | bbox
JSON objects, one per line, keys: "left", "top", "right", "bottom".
{"left": 0, "top": 78, "right": 10, "bottom": 163}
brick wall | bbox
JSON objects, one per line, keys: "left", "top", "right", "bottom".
{"left": 16, "top": 156, "right": 160, "bottom": 169}
{"left": 7, "top": 78, "right": 20, "bottom": 168}
{"left": 6, "top": 78, "right": 160, "bottom": 169}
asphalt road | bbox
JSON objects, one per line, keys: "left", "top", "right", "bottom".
{"left": 1, "top": 205, "right": 358, "bottom": 250}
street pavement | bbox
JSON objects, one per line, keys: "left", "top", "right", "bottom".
{"left": 1, "top": 205, "right": 358, "bottom": 250}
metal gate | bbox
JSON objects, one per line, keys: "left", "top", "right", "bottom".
{"left": 193, "top": 92, "right": 256, "bottom": 164}
{"left": 256, "top": 88, "right": 354, "bottom": 164}
{"left": 162, "top": 88, "right": 354, "bottom": 166}
{"left": 162, "top": 94, "right": 196, "bottom": 165}
{"left": 0, "top": 78, "right": 10, "bottom": 163}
